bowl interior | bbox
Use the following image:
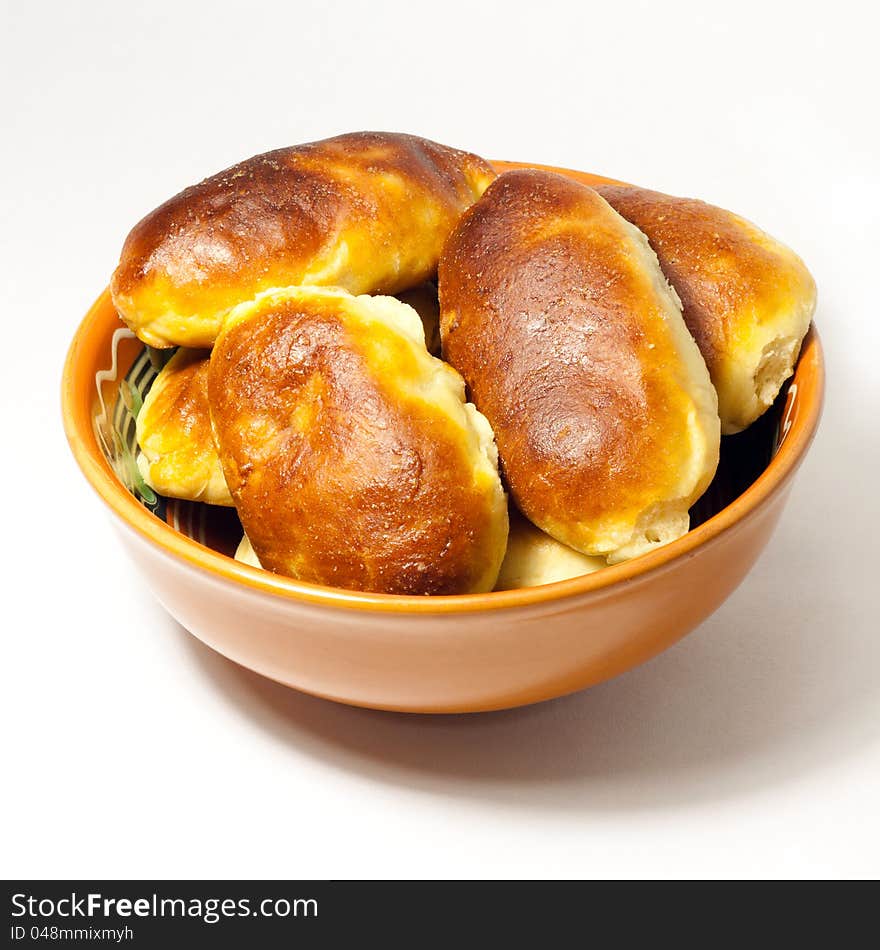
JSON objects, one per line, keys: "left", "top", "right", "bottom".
{"left": 92, "top": 321, "right": 796, "bottom": 568}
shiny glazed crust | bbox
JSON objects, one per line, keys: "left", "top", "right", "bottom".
{"left": 135, "top": 348, "right": 233, "bottom": 506}
{"left": 111, "top": 132, "right": 496, "bottom": 349}
{"left": 209, "top": 286, "right": 508, "bottom": 594}
{"left": 439, "top": 169, "right": 720, "bottom": 562}
{"left": 133, "top": 287, "right": 440, "bottom": 506}
{"left": 596, "top": 185, "right": 816, "bottom": 433}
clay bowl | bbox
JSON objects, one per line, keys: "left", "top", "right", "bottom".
{"left": 61, "top": 161, "right": 824, "bottom": 712}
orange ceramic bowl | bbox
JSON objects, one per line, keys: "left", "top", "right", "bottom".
{"left": 61, "top": 161, "right": 824, "bottom": 713}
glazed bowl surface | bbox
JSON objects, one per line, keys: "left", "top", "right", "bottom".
{"left": 61, "top": 160, "right": 824, "bottom": 712}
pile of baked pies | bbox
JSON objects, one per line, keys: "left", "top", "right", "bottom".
{"left": 113, "top": 132, "right": 816, "bottom": 595}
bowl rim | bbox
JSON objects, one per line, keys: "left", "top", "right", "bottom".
{"left": 61, "top": 161, "right": 825, "bottom": 615}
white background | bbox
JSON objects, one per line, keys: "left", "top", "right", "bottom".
{"left": 2, "top": 0, "right": 877, "bottom": 880}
